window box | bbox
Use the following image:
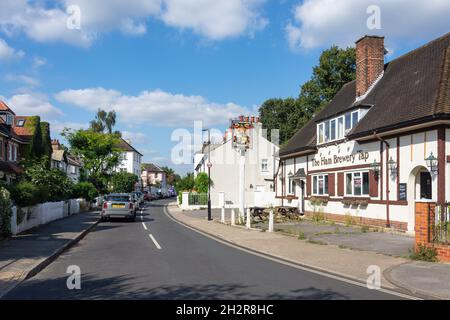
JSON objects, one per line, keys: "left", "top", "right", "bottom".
{"left": 310, "top": 196, "right": 329, "bottom": 206}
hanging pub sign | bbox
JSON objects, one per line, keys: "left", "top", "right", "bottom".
{"left": 231, "top": 117, "right": 253, "bottom": 150}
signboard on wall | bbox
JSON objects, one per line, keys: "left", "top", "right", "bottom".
{"left": 399, "top": 183, "right": 407, "bottom": 200}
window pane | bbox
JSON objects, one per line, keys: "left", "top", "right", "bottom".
{"left": 345, "top": 113, "right": 351, "bottom": 130}
{"left": 354, "top": 173, "right": 362, "bottom": 196}
{"left": 346, "top": 173, "right": 352, "bottom": 194}
{"left": 338, "top": 117, "right": 343, "bottom": 139}
{"left": 313, "top": 176, "right": 317, "bottom": 194}
{"left": 324, "top": 121, "right": 330, "bottom": 142}
{"left": 324, "top": 175, "right": 329, "bottom": 194}
{"left": 362, "top": 172, "right": 369, "bottom": 195}
{"left": 330, "top": 120, "right": 336, "bottom": 141}
{"left": 352, "top": 111, "right": 359, "bottom": 128}
{"left": 318, "top": 177, "right": 324, "bottom": 195}
{"left": 318, "top": 124, "right": 324, "bottom": 143}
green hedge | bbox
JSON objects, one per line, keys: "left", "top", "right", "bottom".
{"left": 9, "top": 181, "right": 48, "bottom": 207}
{"left": 0, "top": 187, "right": 12, "bottom": 236}
{"left": 72, "top": 182, "right": 98, "bottom": 202}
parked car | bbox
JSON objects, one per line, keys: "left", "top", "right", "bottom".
{"left": 101, "top": 193, "right": 136, "bottom": 222}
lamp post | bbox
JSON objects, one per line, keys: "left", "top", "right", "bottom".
{"left": 203, "top": 128, "right": 212, "bottom": 221}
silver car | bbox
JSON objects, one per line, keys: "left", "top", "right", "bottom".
{"left": 101, "top": 193, "right": 137, "bottom": 221}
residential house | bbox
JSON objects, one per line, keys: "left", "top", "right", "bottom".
{"left": 141, "top": 163, "right": 166, "bottom": 191}
{"left": 51, "top": 139, "right": 82, "bottom": 183}
{"left": 0, "top": 101, "right": 33, "bottom": 183}
{"left": 195, "top": 116, "right": 279, "bottom": 209}
{"left": 276, "top": 33, "right": 450, "bottom": 233}
{"left": 115, "top": 137, "right": 143, "bottom": 178}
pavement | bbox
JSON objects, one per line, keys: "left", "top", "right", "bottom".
{"left": 173, "top": 205, "right": 450, "bottom": 300}
{"left": 0, "top": 210, "right": 99, "bottom": 298}
{"left": 3, "top": 200, "right": 405, "bottom": 300}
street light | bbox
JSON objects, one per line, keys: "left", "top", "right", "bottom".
{"left": 203, "top": 128, "right": 212, "bottom": 221}
{"left": 425, "top": 152, "right": 438, "bottom": 173}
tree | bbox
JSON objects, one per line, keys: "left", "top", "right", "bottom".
{"left": 21, "top": 157, "right": 74, "bottom": 202}
{"left": 90, "top": 108, "right": 117, "bottom": 134}
{"left": 62, "top": 128, "right": 121, "bottom": 192}
{"left": 72, "top": 182, "right": 99, "bottom": 202}
{"left": 111, "top": 172, "right": 139, "bottom": 193}
{"left": 259, "top": 46, "right": 356, "bottom": 145}
{"left": 194, "top": 172, "right": 212, "bottom": 193}
{"left": 175, "top": 173, "right": 195, "bottom": 192}
{"left": 160, "top": 166, "right": 181, "bottom": 185}
{"left": 40, "top": 122, "right": 52, "bottom": 168}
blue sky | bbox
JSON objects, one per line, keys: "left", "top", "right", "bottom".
{"left": 0, "top": 0, "right": 449, "bottom": 174}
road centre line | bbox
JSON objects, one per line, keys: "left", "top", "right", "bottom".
{"left": 149, "top": 234, "right": 162, "bottom": 250}
{"left": 142, "top": 222, "right": 147, "bottom": 230}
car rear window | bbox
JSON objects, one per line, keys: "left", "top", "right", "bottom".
{"left": 106, "top": 195, "right": 130, "bottom": 202}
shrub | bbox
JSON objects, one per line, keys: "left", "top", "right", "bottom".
{"left": 9, "top": 182, "right": 48, "bottom": 207}
{"left": 194, "top": 173, "right": 212, "bottom": 194}
{"left": 72, "top": 182, "right": 99, "bottom": 202}
{"left": 0, "top": 187, "right": 12, "bottom": 236}
{"left": 410, "top": 244, "right": 439, "bottom": 262}
{"left": 111, "top": 172, "right": 139, "bottom": 193}
{"left": 298, "top": 231, "right": 306, "bottom": 240}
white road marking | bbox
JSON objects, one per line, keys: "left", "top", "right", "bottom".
{"left": 142, "top": 222, "right": 147, "bottom": 230}
{"left": 149, "top": 234, "right": 162, "bottom": 250}
{"left": 162, "top": 206, "right": 420, "bottom": 300}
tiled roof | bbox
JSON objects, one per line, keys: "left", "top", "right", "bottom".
{"left": 0, "top": 101, "right": 16, "bottom": 115}
{"left": 142, "top": 163, "right": 163, "bottom": 172}
{"left": 280, "top": 32, "right": 450, "bottom": 157}
{"left": 12, "top": 116, "right": 33, "bottom": 137}
{"left": 116, "top": 138, "right": 143, "bottom": 156}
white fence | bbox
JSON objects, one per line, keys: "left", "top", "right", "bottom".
{"left": 10, "top": 198, "right": 89, "bottom": 235}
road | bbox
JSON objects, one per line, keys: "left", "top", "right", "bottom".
{"left": 4, "top": 200, "right": 405, "bottom": 300}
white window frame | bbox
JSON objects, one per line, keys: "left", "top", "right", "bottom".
{"left": 345, "top": 170, "right": 370, "bottom": 197}
{"left": 312, "top": 174, "right": 329, "bottom": 196}
{"left": 261, "top": 159, "right": 269, "bottom": 172}
{"left": 317, "top": 109, "right": 362, "bottom": 145}
{"left": 288, "top": 179, "right": 296, "bottom": 195}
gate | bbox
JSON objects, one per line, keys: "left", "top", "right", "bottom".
{"left": 432, "top": 203, "right": 450, "bottom": 245}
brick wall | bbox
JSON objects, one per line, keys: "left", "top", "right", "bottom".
{"left": 414, "top": 202, "right": 450, "bottom": 263}
{"left": 355, "top": 36, "right": 385, "bottom": 97}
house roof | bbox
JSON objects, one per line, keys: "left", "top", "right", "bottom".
{"left": 0, "top": 101, "right": 16, "bottom": 115}
{"left": 0, "top": 161, "right": 23, "bottom": 175}
{"left": 12, "top": 116, "right": 33, "bottom": 137}
{"left": 142, "top": 163, "right": 163, "bottom": 172}
{"left": 52, "top": 149, "right": 66, "bottom": 162}
{"left": 116, "top": 137, "right": 143, "bottom": 156}
{"left": 67, "top": 154, "right": 82, "bottom": 167}
{"left": 280, "top": 32, "right": 450, "bottom": 157}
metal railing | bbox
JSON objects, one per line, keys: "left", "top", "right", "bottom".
{"left": 188, "top": 193, "right": 208, "bottom": 206}
{"left": 432, "top": 203, "right": 450, "bottom": 245}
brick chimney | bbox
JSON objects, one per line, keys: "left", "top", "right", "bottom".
{"left": 355, "top": 35, "right": 385, "bottom": 97}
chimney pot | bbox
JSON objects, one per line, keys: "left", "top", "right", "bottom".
{"left": 355, "top": 35, "right": 385, "bottom": 97}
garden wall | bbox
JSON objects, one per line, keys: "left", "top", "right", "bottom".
{"left": 10, "top": 198, "right": 88, "bottom": 235}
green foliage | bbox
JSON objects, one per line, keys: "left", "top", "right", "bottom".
{"left": 410, "top": 244, "right": 439, "bottom": 262}
{"left": 259, "top": 46, "right": 356, "bottom": 145}
{"left": 9, "top": 181, "right": 48, "bottom": 207}
{"left": 160, "top": 166, "right": 181, "bottom": 185}
{"left": 72, "top": 182, "right": 99, "bottom": 202}
{"left": 194, "top": 172, "right": 212, "bottom": 193}
{"left": 0, "top": 187, "right": 12, "bottom": 236}
{"left": 90, "top": 108, "right": 117, "bottom": 134}
{"left": 62, "top": 128, "right": 121, "bottom": 192}
{"left": 111, "top": 172, "right": 139, "bottom": 193}
{"left": 40, "top": 122, "right": 52, "bottom": 168}
{"left": 22, "top": 157, "right": 74, "bottom": 201}
{"left": 298, "top": 231, "right": 306, "bottom": 240}
{"left": 175, "top": 173, "right": 195, "bottom": 192}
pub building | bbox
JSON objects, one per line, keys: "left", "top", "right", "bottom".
{"left": 275, "top": 32, "right": 450, "bottom": 233}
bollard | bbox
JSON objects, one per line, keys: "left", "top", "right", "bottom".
{"left": 221, "top": 206, "right": 225, "bottom": 223}
{"left": 268, "top": 210, "right": 274, "bottom": 233}
{"left": 246, "top": 208, "right": 251, "bottom": 229}
{"left": 231, "top": 208, "right": 235, "bottom": 226}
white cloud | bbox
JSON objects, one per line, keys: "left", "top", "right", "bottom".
{"left": 5, "top": 74, "right": 40, "bottom": 87}
{"left": 49, "top": 120, "right": 87, "bottom": 137}
{"left": 0, "top": 0, "right": 266, "bottom": 47}
{"left": 0, "top": 92, "right": 63, "bottom": 119}
{"left": 55, "top": 87, "right": 250, "bottom": 127}
{"left": 122, "top": 131, "right": 147, "bottom": 144}
{"left": 160, "top": 0, "right": 268, "bottom": 40}
{"left": 0, "top": 38, "right": 24, "bottom": 61}
{"left": 286, "top": 0, "right": 450, "bottom": 50}
{"left": 32, "top": 56, "right": 47, "bottom": 69}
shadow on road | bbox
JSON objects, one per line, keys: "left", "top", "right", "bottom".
{"left": 4, "top": 273, "right": 349, "bottom": 300}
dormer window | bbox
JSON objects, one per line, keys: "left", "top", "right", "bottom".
{"left": 16, "top": 119, "right": 25, "bottom": 127}
{"left": 317, "top": 109, "right": 362, "bottom": 145}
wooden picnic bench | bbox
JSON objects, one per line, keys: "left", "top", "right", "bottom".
{"left": 250, "top": 207, "right": 267, "bottom": 220}
{"left": 276, "top": 206, "right": 300, "bottom": 219}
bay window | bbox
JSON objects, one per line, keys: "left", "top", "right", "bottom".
{"left": 346, "top": 171, "right": 370, "bottom": 196}
{"left": 312, "top": 174, "right": 328, "bottom": 195}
